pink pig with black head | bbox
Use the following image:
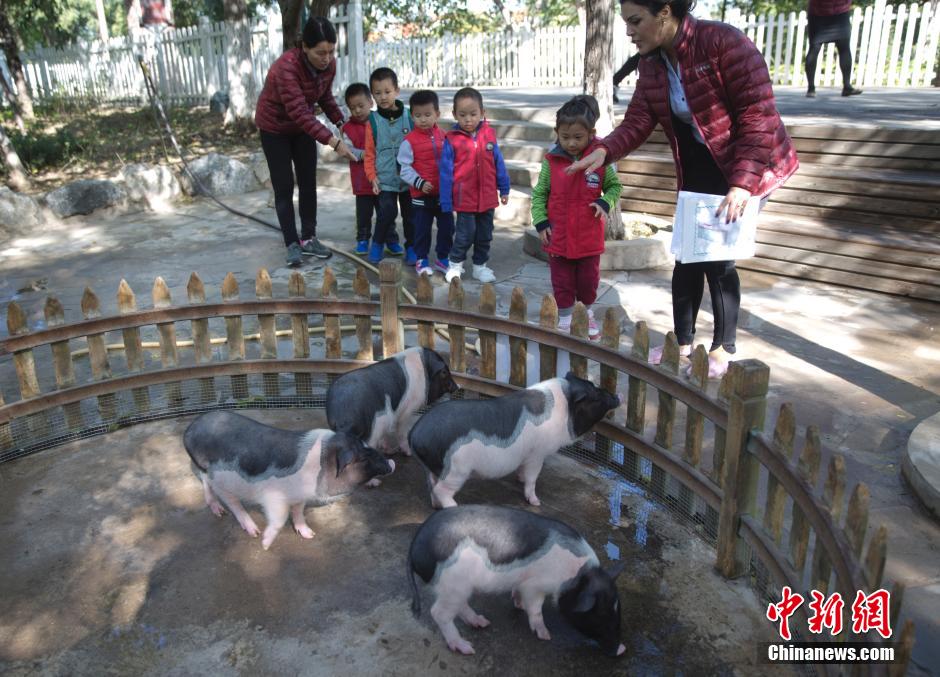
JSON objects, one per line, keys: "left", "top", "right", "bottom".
{"left": 408, "top": 504, "right": 626, "bottom": 657}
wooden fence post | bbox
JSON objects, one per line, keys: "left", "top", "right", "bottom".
{"left": 289, "top": 271, "right": 312, "bottom": 397}
{"left": 117, "top": 279, "right": 150, "bottom": 413}
{"left": 187, "top": 273, "right": 215, "bottom": 403}
{"left": 448, "top": 279, "right": 466, "bottom": 374}
{"left": 509, "top": 287, "right": 527, "bottom": 388}
{"left": 221, "top": 273, "right": 248, "bottom": 400}
{"left": 6, "top": 302, "right": 43, "bottom": 436}
{"left": 789, "top": 427, "right": 822, "bottom": 578}
{"left": 812, "top": 453, "right": 846, "bottom": 594}
{"left": 416, "top": 274, "right": 435, "bottom": 350}
{"left": 379, "top": 261, "right": 402, "bottom": 357}
{"left": 569, "top": 303, "right": 588, "bottom": 378}
{"left": 152, "top": 278, "right": 183, "bottom": 408}
{"left": 81, "top": 287, "right": 117, "bottom": 421}
{"left": 651, "top": 332, "right": 681, "bottom": 498}
{"left": 353, "top": 268, "right": 373, "bottom": 361}
{"left": 256, "top": 269, "right": 279, "bottom": 397}
{"left": 479, "top": 283, "right": 497, "bottom": 380}
{"left": 538, "top": 295, "right": 558, "bottom": 382}
{"left": 45, "top": 297, "right": 84, "bottom": 430}
{"left": 716, "top": 359, "right": 770, "bottom": 579}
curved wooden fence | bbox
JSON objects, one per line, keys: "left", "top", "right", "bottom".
{"left": 0, "top": 261, "right": 913, "bottom": 675}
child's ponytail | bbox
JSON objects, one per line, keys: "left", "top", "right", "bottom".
{"left": 555, "top": 95, "right": 601, "bottom": 130}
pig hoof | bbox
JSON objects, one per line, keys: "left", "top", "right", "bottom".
{"left": 210, "top": 503, "right": 226, "bottom": 517}
{"left": 526, "top": 495, "right": 541, "bottom": 507}
{"left": 468, "top": 615, "right": 490, "bottom": 629}
{"left": 295, "top": 525, "right": 315, "bottom": 539}
{"left": 534, "top": 626, "right": 551, "bottom": 641}
{"left": 448, "top": 639, "right": 475, "bottom": 655}
{"left": 511, "top": 591, "right": 523, "bottom": 609}
{"left": 366, "top": 478, "right": 382, "bottom": 488}
{"left": 243, "top": 523, "right": 260, "bottom": 538}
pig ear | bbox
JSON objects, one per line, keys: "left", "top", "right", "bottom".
{"left": 606, "top": 561, "right": 626, "bottom": 580}
{"left": 572, "top": 588, "right": 596, "bottom": 614}
{"left": 335, "top": 444, "right": 359, "bottom": 476}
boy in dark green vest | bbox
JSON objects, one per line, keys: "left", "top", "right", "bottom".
{"left": 364, "top": 67, "right": 416, "bottom": 265}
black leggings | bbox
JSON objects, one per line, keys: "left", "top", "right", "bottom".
{"left": 260, "top": 130, "right": 318, "bottom": 247}
{"left": 805, "top": 39, "right": 854, "bottom": 90}
{"left": 671, "top": 113, "right": 740, "bottom": 354}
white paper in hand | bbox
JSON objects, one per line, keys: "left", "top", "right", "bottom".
{"left": 671, "top": 190, "right": 760, "bottom": 263}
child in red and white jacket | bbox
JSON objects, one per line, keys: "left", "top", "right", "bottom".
{"left": 531, "top": 95, "right": 622, "bottom": 339}
{"left": 397, "top": 90, "right": 453, "bottom": 276}
{"left": 341, "top": 83, "right": 376, "bottom": 256}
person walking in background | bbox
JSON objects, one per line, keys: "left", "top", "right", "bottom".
{"left": 568, "top": 0, "right": 798, "bottom": 378}
{"left": 364, "top": 67, "right": 416, "bottom": 265}
{"left": 439, "top": 87, "right": 511, "bottom": 284}
{"left": 805, "top": 0, "right": 863, "bottom": 97}
{"left": 341, "top": 83, "right": 377, "bottom": 256}
{"left": 613, "top": 53, "right": 642, "bottom": 103}
{"left": 254, "top": 16, "right": 356, "bottom": 266}
{"left": 531, "top": 95, "right": 622, "bottom": 340}
{"left": 398, "top": 90, "right": 454, "bottom": 277}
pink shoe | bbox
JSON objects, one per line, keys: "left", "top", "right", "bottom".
{"left": 648, "top": 343, "right": 692, "bottom": 365}
{"left": 684, "top": 353, "right": 730, "bottom": 379}
{"left": 587, "top": 309, "right": 600, "bottom": 340}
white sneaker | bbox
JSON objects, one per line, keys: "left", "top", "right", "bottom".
{"left": 472, "top": 263, "right": 496, "bottom": 283}
{"left": 445, "top": 261, "right": 464, "bottom": 283}
{"left": 557, "top": 314, "right": 572, "bottom": 332}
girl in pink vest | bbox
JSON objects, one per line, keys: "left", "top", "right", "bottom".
{"left": 531, "top": 96, "right": 623, "bottom": 340}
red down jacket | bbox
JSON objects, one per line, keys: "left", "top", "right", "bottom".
{"left": 254, "top": 48, "right": 344, "bottom": 145}
{"left": 808, "top": 0, "right": 852, "bottom": 17}
{"left": 602, "top": 15, "right": 798, "bottom": 198}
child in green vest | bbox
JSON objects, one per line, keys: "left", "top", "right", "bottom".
{"left": 364, "top": 67, "right": 416, "bottom": 265}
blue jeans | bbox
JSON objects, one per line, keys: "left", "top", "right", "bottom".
{"left": 450, "top": 210, "right": 494, "bottom": 265}
{"left": 412, "top": 197, "right": 454, "bottom": 261}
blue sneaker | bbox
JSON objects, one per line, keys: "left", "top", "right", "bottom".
{"left": 404, "top": 246, "right": 417, "bottom": 266}
{"left": 368, "top": 242, "right": 384, "bottom": 264}
{"left": 415, "top": 258, "right": 433, "bottom": 276}
{"left": 354, "top": 240, "right": 369, "bottom": 256}
{"left": 385, "top": 242, "right": 404, "bottom": 256}
{"left": 433, "top": 257, "right": 449, "bottom": 274}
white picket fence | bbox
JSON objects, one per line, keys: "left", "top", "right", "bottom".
{"left": 368, "top": 1, "right": 939, "bottom": 89}
{"left": 16, "top": 3, "right": 365, "bottom": 107}
{"left": 10, "top": 0, "right": 939, "bottom": 108}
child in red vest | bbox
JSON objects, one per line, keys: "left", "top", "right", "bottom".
{"left": 397, "top": 90, "right": 453, "bottom": 276}
{"left": 439, "top": 87, "right": 511, "bottom": 284}
{"left": 531, "top": 95, "right": 623, "bottom": 339}
{"left": 341, "top": 83, "right": 376, "bottom": 256}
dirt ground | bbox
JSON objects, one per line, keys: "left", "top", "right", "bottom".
{"left": 0, "top": 409, "right": 789, "bottom": 677}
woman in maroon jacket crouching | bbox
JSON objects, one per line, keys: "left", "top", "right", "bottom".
{"left": 568, "top": 0, "right": 798, "bottom": 378}
{"left": 255, "top": 16, "right": 357, "bottom": 266}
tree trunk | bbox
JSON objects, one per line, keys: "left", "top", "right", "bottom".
{"left": 0, "top": 67, "right": 25, "bottom": 132}
{"left": 583, "top": 0, "right": 623, "bottom": 239}
{"left": 0, "top": 123, "right": 30, "bottom": 190}
{"left": 95, "top": 0, "right": 110, "bottom": 42}
{"left": 224, "top": 0, "right": 255, "bottom": 125}
{"left": 279, "top": 0, "right": 305, "bottom": 51}
{"left": 0, "top": 8, "right": 34, "bottom": 120}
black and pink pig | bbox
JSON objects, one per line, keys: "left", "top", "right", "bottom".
{"left": 327, "top": 346, "right": 458, "bottom": 457}
{"left": 409, "top": 372, "right": 620, "bottom": 508}
{"left": 183, "top": 411, "right": 394, "bottom": 549}
{"left": 408, "top": 504, "right": 626, "bottom": 656}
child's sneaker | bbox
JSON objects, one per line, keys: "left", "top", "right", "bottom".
{"left": 433, "top": 257, "right": 450, "bottom": 274}
{"left": 557, "top": 314, "right": 572, "bottom": 333}
{"left": 444, "top": 261, "right": 464, "bottom": 283}
{"left": 587, "top": 308, "right": 601, "bottom": 340}
{"left": 472, "top": 263, "right": 496, "bottom": 283}
{"left": 368, "top": 242, "right": 384, "bottom": 264}
{"left": 415, "top": 258, "right": 433, "bottom": 276}
{"left": 404, "top": 246, "right": 418, "bottom": 266}
{"left": 286, "top": 242, "right": 303, "bottom": 267}
{"left": 648, "top": 343, "right": 692, "bottom": 365}
{"left": 354, "top": 240, "right": 369, "bottom": 256}
{"left": 385, "top": 242, "right": 404, "bottom": 256}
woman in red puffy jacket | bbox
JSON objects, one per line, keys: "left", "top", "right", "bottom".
{"left": 569, "top": 0, "right": 798, "bottom": 378}
{"left": 804, "top": 0, "right": 862, "bottom": 98}
{"left": 254, "top": 16, "right": 357, "bottom": 266}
